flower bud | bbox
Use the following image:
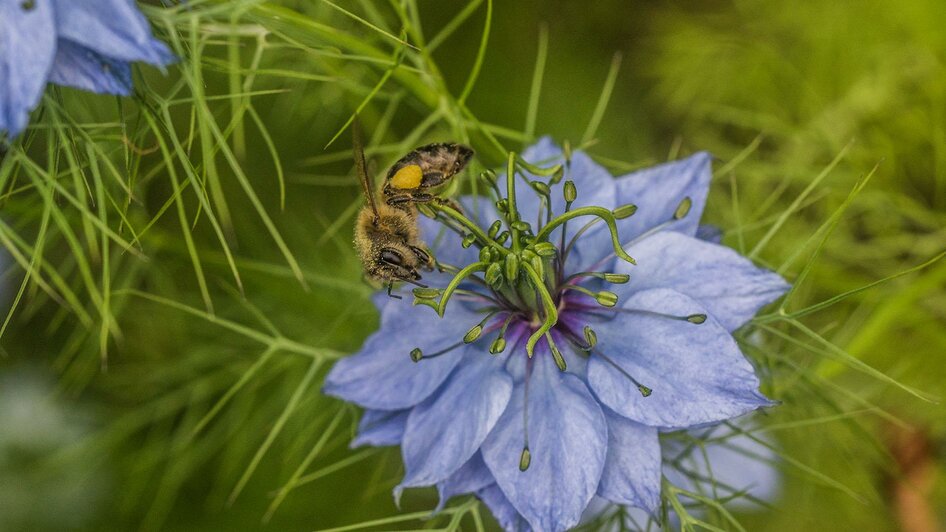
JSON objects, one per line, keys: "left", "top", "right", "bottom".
{"left": 488, "top": 220, "right": 502, "bottom": 238}
{"left": 461, "top": 233, "right": 477, "bottom": 248}
{"left": 485, "top": 262, "right": 503, "bottom": 287}
{"left": 496, "top": 231, "right": 510, "bottom": 244}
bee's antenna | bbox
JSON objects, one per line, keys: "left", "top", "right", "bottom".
{"left": 353, "top": 117, "right": 380, "bottom": 222}
{"left": 404, "top": 278, "right": 429, "bottom": 289}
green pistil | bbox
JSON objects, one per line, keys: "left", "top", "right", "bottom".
{"left": 522, "top": 262, "right": 558, "bottom": 358}
{"left": 534, "top": 205, "right": 637, "bottom": 265}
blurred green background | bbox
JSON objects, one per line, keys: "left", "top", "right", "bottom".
{"left": 1, "top": 0, "right": 944, "bottom": 530}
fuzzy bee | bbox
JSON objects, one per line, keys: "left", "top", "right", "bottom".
{"left": 352, "top": 125, "right": 473, "bottom": 297}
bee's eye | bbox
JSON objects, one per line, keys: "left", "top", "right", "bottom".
{"left": 380, "top": 249, "right": 404, "bottom": 266}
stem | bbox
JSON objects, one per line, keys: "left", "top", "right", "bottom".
{"left": 535, "top": 206, "right": 636, "bottom": 265}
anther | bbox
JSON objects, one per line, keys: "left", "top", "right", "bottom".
{"left": 595, "top": 291, "right": 619, "bottom": 307}
{"left": 546, "top": 333, "right": 567, "bottom": 372}
{"left": 495, "top": 199, "right": 508, "bottom": 213}
{"left": 412, "top": 287, "right": 441, "bottom": 299}
{"left": 464, "top": 325, "right": 483, "bottom": 344}
{"left": 488, "top": 220, "right": 502, "bottom": 238}
{"left": 496, "top": 231, "right": 510, "bottom": 244}
{"left": 511, "top": 220, "right": 532, "bottom": 233}
{"left": 519, "top": 446, "right": 532, "bottom": 472}
{"left": 485, "top": 262, "right": 503, "bottom": 287}
{"left": 505, "top": 253, "right": 520, "bottom": 282}
{"left": 602, "top": 273, "right": 630, "bottom": 284}
{"left": 551, "top": 165, "right": 565, "bottom": 184}
{"left": 490, "top": 336, "right": 507, "bottom": 354}
{"left": 410, "top": 348, "right": 423, "bottom": 363}
{"left": 461, "top": 233, "right": 477, "bottom": 248}
{"left": 687, "top": 313, "right": 707, "bottom": 324}
{"left": 533, "top": 242, "right": 557, "bottom": 257}
{"left": 583, "top": 325, "right": 597, "bottom": 349}
{"left": 612, "top": 203, "right": 638, "bottom": 219}
{"left": 674, "top": 196, "right": 692, "bottom": 220}
{"left": 479, "top": 247, "right": 493, "bottom": 263}
{"left": 530, "top": 181, "right": 551, "bottom": 196}
{"left": 563, "top": 180, "right": 577, "bottom": 203}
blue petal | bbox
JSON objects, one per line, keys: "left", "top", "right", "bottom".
{"left": 615, "top": 231, "right": 789, "bottom": 331}
{"left": 351, "top": 409, "right": 408, "bottom": 448}
{"left": 477, "top": 484, "right": 529, "bottom": 531}
{"left": 614, "top": 152, "right": 712, "bottom": 242}
{"left": 52, "top": 0, "right": 174, "bottom": 66}
{"left": 482, "top": 354, "right": 607, "bottom": 532}
{"left": 399, "top": 353, "right": 512, "bottom": 489}
{"left": 597, "top": 408, "right": 661, "bottom": 512}
{"left": 48, "top": 40, "right": 132, "bottom": 95}
{"left": 0, "top": 0, "right": 56, "bottom": 136}
{"left": 434, "top": 452, "right": 495, "bottom": 512}
{"left": 323, "top": 298, "right": 480, "bottom": 410}
{"left": 696, "top": 223, "right": 723, "bottom": 243}
{"left": 586, "top": 288, "right": 773, "bottom": 430}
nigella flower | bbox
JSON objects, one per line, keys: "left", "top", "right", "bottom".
{"left": 325, "top": 137, "right": 790, "bottom": 531}
{"left": 0, "top": 0, "right": 174, "bottom": 137}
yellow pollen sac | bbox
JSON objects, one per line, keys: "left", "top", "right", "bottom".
{"left": 391, "top": 164, "right": 423, "bottom": 189}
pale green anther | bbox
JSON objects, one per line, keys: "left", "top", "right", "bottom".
{"left": 613, "top": 203, "right": 638, "bottom": 219}
{"left": 464, "top": 325, "right": 483, "bottom": 343}
{"left": 519, "top": 446, "right": 532, "bottom": 471}
{"left": 583, "top": 325, "right": 597, "bottom": 348}
{"left": 485, "top": 262, "right": 503, "bottom": 286}
{"left": 496, "top": 199, "right": 508, "bottom": 213}
{"left": 505, "top": 253, "right": 520, "bottom": 282}
{"left": 522, "top": 249, "right": 538, "bottom": 260}
{"left": 511, "top": 220, "right": 532, "bottom": 232}
{"left": 490, "top": 336, "right": 506, "bottom": 354}
{"left": 563, "top": 180, "right": 577, "bottom": 203}
{"left": 531, "top": 181, "right": 551, "bottom": 196}
{"left": 410, "top": 348, "right": 423, "bottom": 362}
{"left": 412, "top": 287, "right": 441, "bottom": 299}
{"left": 534, "top": 242, "right": 557, "bottom": 257}
{"left": 687, "top": 313, "right": 707, "bottom": 324}
{"left": 496, "top": 231, "right": 510, "bottom": 244}
{"left": 488, "top": 220, "right": 502, "bottom": 238}
{"left": 563, "top": 140, "right": 573, "bottom": 164}
{"left": 482, "top": 169, "right": 498, "bottom": 184}
{"left": 603, "top": 273, "right": 630, "bottom": 284}
{"left": 551, "top": 165, "right": 565, "bottom": 185}
{"left": 674, "top": 196, "right": 693, "bottom": 220}
{"left": 461, "top": 233, "right": 477, "bottom": 248}
{"left": 596, "top": 291, "right": 619, "bottom": 307}
{"left": 637, "top": 384, "right": 653, "bottom": 397}
{"left": 479, "top": 247, "right": 493, "bottom": 263}
{"left": 521, "top": 235, "right": 536, "bottom": 246}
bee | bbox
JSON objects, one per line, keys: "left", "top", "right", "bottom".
{"left": 352, "top": 124, "right": 473, "bottom": 298}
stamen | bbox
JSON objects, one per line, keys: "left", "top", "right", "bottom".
{"left": 593, "top": 349, "right": 652, "bottom": 397}
{"left": 520, "top": 357, "right": 534, "bottom": 472}
{"left": 464, "top": 310, "right": 504, "bottom": 344}
{"left": 612, "top": 203, "right": 638, "bottom": 219}
{"left": 560, "top": 285, "right": 619, "bottom": 307}
{"left": 490, "top": 313, "right": 518, "bottom": 355}
{"left": 409, "top": 340, "right": 465, "bottom": 363}
{"left": 562, "top": 271, "right": 629, "bottom": 286}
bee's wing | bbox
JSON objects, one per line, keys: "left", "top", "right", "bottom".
{"left": 353, "top": 118, "right": 379, "bottom": 220}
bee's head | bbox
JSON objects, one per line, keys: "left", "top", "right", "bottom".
{"left": 377, "top": 245, "right": 421, "bottom": 282}
{"left": 455, "top": 145, "right": 474, "bottom": 170}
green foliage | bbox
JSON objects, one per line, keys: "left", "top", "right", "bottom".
{"left": 0, "top": 0, "right": 943, "bottom": 530}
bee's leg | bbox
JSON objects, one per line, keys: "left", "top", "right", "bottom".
{"left": 410, "top": 245, "right": 434, "bottom": 270}
{"left": 434, "top": 197, "right": 465, "bottom": 214}
{"left": 387, "top": 282, "right": 403, "bottom": 300}
{"left": 388, "top": 192, "right": 435, "bottom": 206}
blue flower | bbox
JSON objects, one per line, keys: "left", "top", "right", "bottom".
{"left": 325, "top": 137, "right": 789, "bottom": 531}
{"left": 0, "top": 0, "right": 173, "bottom": 137}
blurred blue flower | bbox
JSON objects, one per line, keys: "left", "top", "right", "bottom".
{"left": 0, "top": 0, "right": 173, "bottom": 137}
{"left": 325, "top": 138, "right": 789, "bottom": 531}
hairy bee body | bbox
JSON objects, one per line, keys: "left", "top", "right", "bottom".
{"left": 352, "top": 135, "right": 473, "bottom": 293}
